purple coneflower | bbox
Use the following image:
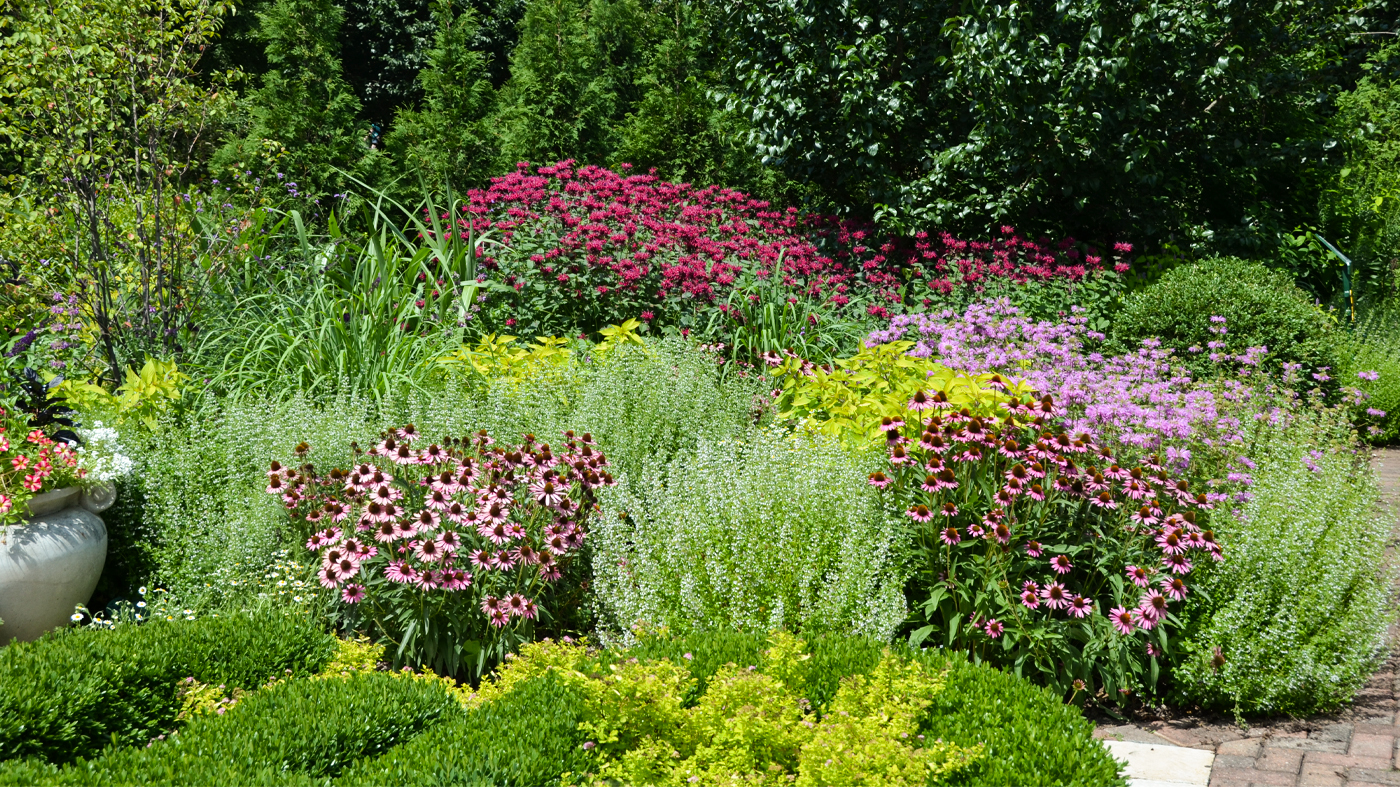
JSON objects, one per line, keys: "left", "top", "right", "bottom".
{"left": 1020, "top": 590, "right": 1040, "bottom": 609}
{"left": 993, "top": 523, "right": 1011, "bottom": 544}
{"left": 967, "top": 524, "right": 985, "bottom": 538}
{"left": 1138, "top": 590, "right": 1169, "bottom": 621}
{"left": 1024, "top": 540, "right": 1042, "bottom": 558}
{"left": 907, "top": 504, "right": 934, "bottom": 523}
{"left": 1040, "top": 582, "right": 1069, "bottom": 610}
{"left": 318, "top": 566, "right": 340, "bottom": 589}
{"left": 1162, "top": 553, "right": 1193, "bottom": 575}
{"left": 506, "top": 594, "right": 528, "bottom": 617}
{"left": 1125, "top": 564, "right": 1150, "bottom": 587}
{"left": 1161, "top": 577, "right": 1188, "bottom": 601}
{"left": 940, "top": 526, "right": 961, "bottom": 545}
{"left": 1109, "top": 607, "right": 1136, "bottom": 635}
{"left": 1049, "top": 555, "right": 1073, "bottom": 574}
{"left": 984, "top": 619, "right": 1004, "bottom": 638}
{"left": 341, "top": 584, "right": 366, "bottom": 603}
{"left": 1067, "top": 595, "right": 1093, "bottom": 618}
{"left": 908, "top": 389, "right": 935, "bottom": 412}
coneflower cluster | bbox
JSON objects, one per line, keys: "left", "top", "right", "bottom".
{"left": 870, "top": 391, "right": 1226, "bottom": 668}
{"left": 266, "top": 427, "right": 614, "bottom": 631}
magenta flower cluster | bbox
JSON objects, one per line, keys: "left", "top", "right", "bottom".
{"left": 449, "top": 162, "right": 1129, "bottom": 330}
{"left": 266, "top": 427, "right": 615, "bottom": 631}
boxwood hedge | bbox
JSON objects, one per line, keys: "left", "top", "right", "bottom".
{"left": 0, "top": 610, "right": 335, "bottom": 764}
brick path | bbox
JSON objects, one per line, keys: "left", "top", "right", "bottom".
{"left": 1099, "top": 449, "right": 1400, "bottom": 787}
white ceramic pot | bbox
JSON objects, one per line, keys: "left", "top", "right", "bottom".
{"left": 0, "top": 483, "right": 115, "bottom": 644}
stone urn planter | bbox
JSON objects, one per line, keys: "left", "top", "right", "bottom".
{"left": 0, "top": 482, "right": 116, "bottom": 644}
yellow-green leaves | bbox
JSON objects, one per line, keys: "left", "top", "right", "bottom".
{"left": 436, "top": 333, "right": 572, "bottom": 383}
{"left": 774, "top": 342, "right": 1033, "bottom": 447}
{"left": 596, "top": 318, "right": 647, "bottom": 356}
{"left": 56, "top": 357, "right": 187, "bottom": 430}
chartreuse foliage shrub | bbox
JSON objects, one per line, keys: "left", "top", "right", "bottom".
{"left": 352, "top": 633, "right": 1121, "bottom": 787}
{"left": 1173, "top": 412, "right": 1395, "bottom": 716}
{"left": 0, "top": 671, "right": 461, "bottom": 787}
{"left": 0, "top": 610, "right": 335, "bottom": 764}
{"left": 1111, "top": 257, "right": 1338, "bottom": 384}
{"left": 772, "top": 340, "right": 1033, "bottom": 448}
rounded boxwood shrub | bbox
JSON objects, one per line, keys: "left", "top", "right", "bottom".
{"left": 1111, "top": 257, "right": 1338, "bottom": 385}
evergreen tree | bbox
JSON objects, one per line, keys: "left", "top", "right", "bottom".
{"left": 383, "top": 1, "right": 497, "bottom": 191}
{"left": 488, "top": 0, "right": 618, "bottom": 168}
{"left": 213, "top": 0, "right": 366, "bottom": 201}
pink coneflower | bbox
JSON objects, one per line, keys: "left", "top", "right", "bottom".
{"left": 341, "top": 584, "right": 366, "bottom": 603}
{"left": 908, "top": 389, "right": 935, "bottom": 412}
{"left": 906, "top": 504, "right": 934, "bottom": 523}
{"left": 480, "top": 594, "right": 503, "bottom": 615}
{"left": 1161, "top": 577, "right": 1188, "bottom": 601}
{"left": 437, "top": 530, "right": 462, "bottom": 553}
{"left": 531, "top": 479, "right": 566, "bottom": 507}
{"left": 372, "top": 520, "right": 398, "bottom": 544}
{"left": 922, "top": 433, "right": 949, "bottom": 453}
{"left": 414, "top": 538, "right": 445, "bottom": 563}
{"left": 442, "top": 569, "right": 472, "bottom": 591}
{"left": 1020, "top": 590, "right": 1040, "bottom": 609}
{"left": 1027, "top": 483, "right": 1046, "bottom": 502}
{"left": 506, "top": 594, "right": 528, "bottom": 617}
{"left": 521, "top": 599, "right": 539, "bottom": 620}
{"left": 1109, "top": 606, "right": 1136, "bottom": 635}
{"left": 482, "top": 502, "right": 510, "bottom": 524}
{"left": 920, "top": 474, "right": 941, "bottom": 493}
{"left": 481, "top": 521, "right": 511, "bottom": 545}
{"left": 967, "top": 524, "right": 985, "bottom": 538}
{"left": 1049, "top": 555, "right": 1073, "bottom": 574}
{"left": 324, "top": 501, "right": 349, "bottom": 523}
{"left": 1025, "top": 540, "right": 1042, "bottom": 558}
{"left": 879, "top": 416, "right": 906, "bottom": 433}
{"left": 1145, "top": 642, "right": 1160, "bottom": 657}
{"left": 413, "top": 508, "right": 441, "bottom": 533}
{"left": 1156, "top": 528, "right": 1186, "bottom": 555}
{"left": 940, "top": 527, "right": 961, "bottom": 545}
{"left": 392, "top": 519, "right": 417, "bottom": 539}
{"left": 537, "top": 550, "right": 561, "bottom": 581}
{"left": 425, "top": 489, "right": 451, "bottom": 511}
{"left": 266, "top": 475, "right": 287, "bottom": 495}
{"left": 1123, "top": 478, "right": 1153, "bottom": 500}
{"left": 364, "top": 501, "right": 393, "bottom": 524}
{"left": 488, "top": 608, "right": 510, "bottom": 628}
{"left": 1125, "top": 564, "right": 1151, "bottom": 587}
{"left": 939, "top": 502, "right": 959, "bottom": 518}
{"left": 993, "top": 522, "right": 1011, "bottom": 544}
{"left": 1067, "top": 595, "right": 1093, "bottom": 618}
{"left": 889, "top": 445, "right": 911, "bottom": 464}
{"left": 469, "top": 549, "right": 492, "bottom": 570}
{"left": 306, "top": 532, "right": 330, "bottom": 551}
{"left": 448, "top": 505, "right": 475, "bottom": 527}
{"left": 370, "top": 484, "right": 403, "bottom": 504}
{"left": 999, "top": 438, "right": 1024, "bottom": 460}
{"left": 1040, "top": 582, "right": 1070, "bottom": 609}
{"left": 420, "top": 444, "right": 448, "bottom": 465}
{"left": 384, "top": 560, "right": 412, "bottom": 583}
{"left": 933, "top": 468, "right": 958, "bottom": 491}
{"left": 1162, "top": 553, "right": 1193, "bottom": 575}
{"left": 515, "top": 543, "right": 540, "bottom": 565}
{"left": 1138, "top": 590, "right": 1169, "bottom": 621}
{"left": 1089, "top": 491, "right": 1117, "bottom": 509}
{"left": 994, "top": 489, "right": 1015, "bottom": 508}
{"left": 1130, "top": 505, "right": 1159, "bottom": 527}
{"left": 544, "top": 533, "right": 569, "bottom": 554}
{"left": 984, "top": 619, "right": 1005, "bottom": 638}
{"left": 318, "top": 566, "right": 340, "bottom": 589}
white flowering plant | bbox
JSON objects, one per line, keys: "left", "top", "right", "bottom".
{"left": 74, "top": 422, "right": 134, "bottom": 483}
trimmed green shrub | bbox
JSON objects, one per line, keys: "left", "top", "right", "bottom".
{"left": 1111, "top": 257, "right": 1338, "bottom": 385}
{"left": 0, "top": 671, "right": 460, "bottom": 786}
{"left": 1173, "top": 411, "right": 1395, "bottom": 715}
{"left": 335, "top": 672, "right": 593, "bottom": 786}
{"left": 0, "top": 610, "right": 335, "bottom": 764}
{"left": 599, "top": 632, "right": 1124, "bottom": 787}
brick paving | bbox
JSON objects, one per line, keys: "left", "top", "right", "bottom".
{"left": 1097, "top": 449, "right": 1400, "bottom": 787}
